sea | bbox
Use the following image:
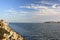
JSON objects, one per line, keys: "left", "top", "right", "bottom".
{"left": 9, "top": 23, "right": 60, "bottom": 40}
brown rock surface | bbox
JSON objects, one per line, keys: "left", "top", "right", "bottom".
{"left": 0, "top": 20, "right": 26, "bottom": 40}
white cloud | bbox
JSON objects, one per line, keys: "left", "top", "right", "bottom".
{"left": 18, "top": 1, "right": 60, "bottom": 22}
{"left": 19, "top": 5, "right": 60, "bottom": 22}
{"left": 4, "top": 8, "right": 33, "bottom": 22}
{"left": 4, "top": 4, "right": 60, "bottom": 22}
{"left": 39, "top": 1, "right": 54, "bottom": 5}
{"left": 5, "top": 8, "right": 17, "bottom": 14}
{"left": 19, "top": 4, "right": 48, "bottom": 9}
{"left": 51, "top": 4, "right": 60, "bottom": 9}
{"left": 19, "top": 4, "right": 60, "bottom": 15}
{"left": 52, "top": 4, "right": 57, "bottom": 8}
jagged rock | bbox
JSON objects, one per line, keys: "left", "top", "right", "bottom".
{"left": 0, "top": 20, "right": 26, "bottom": 40}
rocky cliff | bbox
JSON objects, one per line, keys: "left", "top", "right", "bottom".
{"left": 0, "top": 20, "right": 26, "bottom": 40}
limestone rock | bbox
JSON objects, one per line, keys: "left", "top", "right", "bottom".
{"left": 0, "top": 20, "right": 26, "bottom": 40}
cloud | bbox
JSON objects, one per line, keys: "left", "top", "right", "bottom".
{"left": 4, "top": 3, "right": 60, "bottom": 22}
{"left": 19, "top": 4, "right": 48, "bottom": 10}
{"left": 19, "top": 3, "right": 60, "bottom": 15}
{"left": 39, "top": 0, "right": 54, "bottom": 5}
{"left": 19, "top": 4, "right": 60, "bottom": 22}
{"left": 4, "top": 8, "right": 34, "bottom": 22}
{"left": 52, "top": 4, "right": 57, "bottom": 8}
{"left": 5, "top": 8, "right": 17, "bottom": 14}
{"left": 39, "top": 0, "right": 60, "bottom": 5}
{"left": 51, "top": 4, "right": 60, "bottom": 8}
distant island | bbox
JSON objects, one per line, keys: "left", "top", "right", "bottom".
{"left": 44, "top": 21, "right": 60, "bottom": 23}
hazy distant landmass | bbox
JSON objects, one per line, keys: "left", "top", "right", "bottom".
{"left": 44, "top": 21, "right": 60, "bottom": 23}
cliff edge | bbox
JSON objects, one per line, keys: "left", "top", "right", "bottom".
{"left": 0, "top": 20, "right": 26, "bottom": 40}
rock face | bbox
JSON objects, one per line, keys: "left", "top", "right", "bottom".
{"left": 0, "top": 20, "right": 26, "bottom": 40}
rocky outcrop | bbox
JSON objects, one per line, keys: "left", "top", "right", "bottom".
{"left": 0, "top": 20, "right": 26, "bottom": 40}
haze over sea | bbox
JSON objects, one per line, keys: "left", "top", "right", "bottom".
{"left": 9, "top": 23, "right": 60, "bottom": 40}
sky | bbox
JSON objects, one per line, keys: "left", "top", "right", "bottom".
{"left": 0, "top": 0, "right": 60, "bottom": 23}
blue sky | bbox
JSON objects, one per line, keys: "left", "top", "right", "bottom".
{"left": 0, "top": 0, "right": 60, "bottom": 23}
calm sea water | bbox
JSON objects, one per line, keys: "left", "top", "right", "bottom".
{"left": 9, "top": 23, "right": 60, "bottom": 40}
